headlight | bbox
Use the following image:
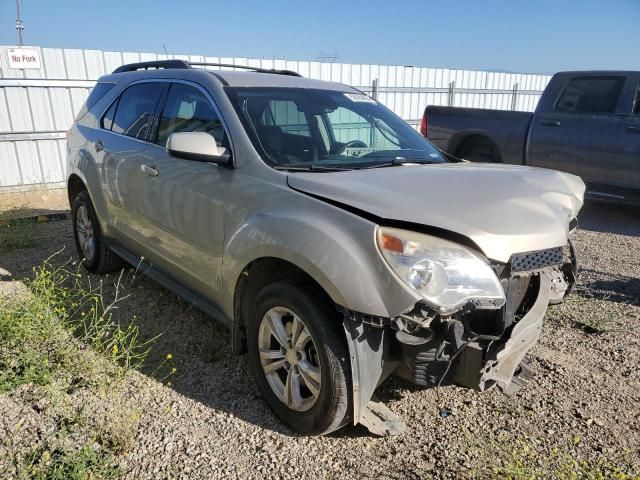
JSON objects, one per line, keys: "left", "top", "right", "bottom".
{"left": 376, "top": 227, "right": 505, "bottom": 315}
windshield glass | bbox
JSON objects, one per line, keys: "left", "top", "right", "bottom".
{"left": 225, "top": 87, "right": 446, "bottom": 169}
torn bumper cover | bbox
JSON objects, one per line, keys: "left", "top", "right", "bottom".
{"left": 454, "top": 273, "right": 550, "bottom": 393}
{"left": 342, "top": 266, "right": 561, "bottom": 436}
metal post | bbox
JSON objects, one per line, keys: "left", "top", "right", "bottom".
{"left": 370, "top": 78, "right": 379, "bottom": 146}
{"left": 15, "top": 0, "right": 24, "bottom": 46}
{"left": 448, "top": 81, "right": 455, "bottom": 106}
{"left": 511, "top": 83, "right": 519, "bottom": 111}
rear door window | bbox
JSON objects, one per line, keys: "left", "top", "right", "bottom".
{"left": 109, "top": 83, "right": 164, "bottom": 140}
{"left": 155, "top": 83, "right": 226, "bottom": 147}
{"left": 555, "top": 76, "right": 625, "bottom": 114}
{"left": 633, "top": 81, "right": 640, "bottom": 114}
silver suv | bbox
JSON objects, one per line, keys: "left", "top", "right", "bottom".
{"left": 66, "top": 60, "right": 585, "bottom": 436}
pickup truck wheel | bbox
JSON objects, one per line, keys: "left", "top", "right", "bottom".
{"left": 72, "top": 191, "right": 124, "bottom": 273}
{"left": 456, "top": 138, "right": 502, "bottom": 162}
{"left": 247, "top": 281, "right": 351, "bottom": 435}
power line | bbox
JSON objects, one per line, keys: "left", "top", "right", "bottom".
{"left": 317, "top": 51, "right": 339, "bottom": 63}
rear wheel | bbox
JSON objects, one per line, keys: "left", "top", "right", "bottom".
{"left": 71, "top": 191, "right": 123, "bottom": 273}
{"left": 456, "top": 137, "right": 502, "bottom": 162}
{"left": 247, "top": 281, "right": 351, "bottom": 435}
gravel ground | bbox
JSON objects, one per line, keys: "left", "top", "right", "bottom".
{"left": 1, "top": 201, "right": 639, "bottom": 479}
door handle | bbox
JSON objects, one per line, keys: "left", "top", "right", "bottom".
{"left": 94, "top": 139, "right": 104, "bottom": 152}
{"left": 141, "top": 164, "right": 159, "bottom": 177}
{"left": 627, "top": 126, "right": 640, "bottom": 134}
{"left": 541, "top": 120, "right": 561, "bottom": 127}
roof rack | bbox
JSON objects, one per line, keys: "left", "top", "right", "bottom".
{"left": 112, "top": 60, "right": 302, "bottom": 77}
{"left": 112, "top": 60, "right": 191, "bottom": 73}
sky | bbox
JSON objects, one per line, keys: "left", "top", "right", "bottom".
{"left": 0, "top": 0, "right": 637, "bottom": 74}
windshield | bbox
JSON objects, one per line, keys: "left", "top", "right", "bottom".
{"left": 225, "top": 87, "right": 447, "bottom": 169}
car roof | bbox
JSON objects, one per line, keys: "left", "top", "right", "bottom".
{"left": 554, "top": 70, "right": 640, "bottom": 77}
{"left": 210, "top": 70, "right": 354, "bottom": 91}
{"left": 99, "top": 67, "right": 358, "bottom": 93}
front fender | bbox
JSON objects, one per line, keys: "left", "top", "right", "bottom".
{"left": 220, "top": 202, "right": 421, "bottom": 320}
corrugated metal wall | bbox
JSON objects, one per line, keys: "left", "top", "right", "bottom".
{"left": 0, "top": 46, "right": 551, "bottom": 188}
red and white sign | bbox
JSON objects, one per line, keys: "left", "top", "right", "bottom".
{"left": 7, "top": 47, "right": 41, "bottom": 69}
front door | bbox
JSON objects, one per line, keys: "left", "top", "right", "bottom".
{"left": 137, "top": 82, "right": 232, "bottom": 299}
{"left": 608, "top": 80, "right": 640, "bottom": 197}
{"left": 528, "top": 75, "right": 626, "bottom": 190}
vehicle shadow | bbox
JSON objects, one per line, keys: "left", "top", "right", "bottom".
{"left": 577, "top": 201, "right": 640, "bottom": 236}
{"left": 0, "top": 223, "right": 368, "bottom": 437}
{"left": 574, "top": 269, "right": 640, "bottom": 307}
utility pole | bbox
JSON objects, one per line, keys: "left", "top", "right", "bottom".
{"left": 16, "top": 0, "right": 24, "bottom": 46}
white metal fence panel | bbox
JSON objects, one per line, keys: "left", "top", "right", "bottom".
{"left": 0, "top": 46, "right": 551, "bottom": 188}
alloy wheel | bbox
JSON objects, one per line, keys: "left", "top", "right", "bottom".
{"left": 75, "top": 204, "right": 96, "bottom": 261}
{"left": 258, "top": 307, "right": 322, "bottom": 412}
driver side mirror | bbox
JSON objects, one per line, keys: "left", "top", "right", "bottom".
{"left": 166, "top": 132, "right": 230, "bottom": 165}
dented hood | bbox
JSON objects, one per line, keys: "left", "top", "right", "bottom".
{"left": 287, "top": 162, "right": 585, "bottom": 263}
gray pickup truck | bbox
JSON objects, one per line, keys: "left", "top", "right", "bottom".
{"left": 423, "top": 71, "right": 640, "bottom": 205}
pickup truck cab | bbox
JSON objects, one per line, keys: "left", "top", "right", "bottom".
{"left": 424, "top": 71, "right": 640, "bottom": 204}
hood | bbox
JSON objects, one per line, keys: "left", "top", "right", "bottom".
{"left": 287, "top": 163, "right": 585, "bottom": 263}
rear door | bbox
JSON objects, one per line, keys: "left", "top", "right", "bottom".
{"left": 137, "top": 81, "right": 233, "bottom": 299}
{"left": 609, "top": 76, "right": 640, "bottom": 197}
{"left": 528, "top": 75, "right": 625, "bottom": 189}
{"left": 94, "top": 81, "right": 165, "bottom": 249}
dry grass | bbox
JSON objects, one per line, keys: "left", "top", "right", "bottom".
{"left": 0, "top": 186, "right": 68, "bottom": 217}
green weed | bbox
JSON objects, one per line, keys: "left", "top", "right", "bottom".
{"left": 0, "top": 256, "right": 153, "bottom": 479}
{"left": 19, "top": 445, "right": 120, "bottom": 480}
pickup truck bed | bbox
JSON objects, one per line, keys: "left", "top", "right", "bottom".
{"left": 426, "top": 106, "right": 532, "bottom": 165}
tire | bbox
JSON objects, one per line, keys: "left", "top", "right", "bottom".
{"left": 71, "top": 191, "right": 124, "bottom": 274}
{"left": 247, "top": 281, "right": 352, "bottom": 435}
{"left": 456, "top": 138, "right": 501, "bottom": 163}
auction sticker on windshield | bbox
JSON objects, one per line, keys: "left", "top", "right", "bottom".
{"left": 344, "top": 93, "right": 376, "bottom": 103}
{"left": 344, "top": 147, "right": 377, "bottom": 157}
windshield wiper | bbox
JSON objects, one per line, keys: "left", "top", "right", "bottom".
{"left": 356, "top": 158, "right": 440, "bottom": 169}
{"left": 273, "top": 164, "right": 352, "bottom": 172}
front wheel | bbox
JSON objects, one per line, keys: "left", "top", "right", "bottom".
{"left": 247, "top": 281, "right": 352, "bottom": 435}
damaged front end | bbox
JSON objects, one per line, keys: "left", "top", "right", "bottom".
{"left": 342, "top": 240, "right": 577, "bottom": 436}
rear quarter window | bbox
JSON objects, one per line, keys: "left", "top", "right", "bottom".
{"left": 75, "top": 82, "right": 115, "bottom": 121}
{"left": 555, "top": 76, "right": 625, "bottom": 114}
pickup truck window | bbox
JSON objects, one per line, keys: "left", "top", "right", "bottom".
{"left": 634, "top": 81, "right": 640, "bottom": 114}
{"left": 555, "top": 76, "right": 625, "bottom": 114}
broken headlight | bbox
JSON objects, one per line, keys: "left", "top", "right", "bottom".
{"left": 376, "top": 226, "right": 505, "bottom": 315}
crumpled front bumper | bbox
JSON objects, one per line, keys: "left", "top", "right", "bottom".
{"left": 343, "top": 269, "right": 560, "bottom": 436}
{"left": 453, "top": 273, "right": 551, "bottom": 393}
